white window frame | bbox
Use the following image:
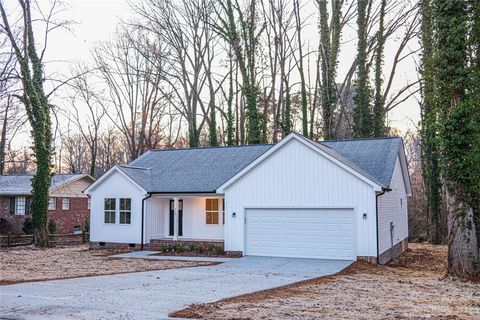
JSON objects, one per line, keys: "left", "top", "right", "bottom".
{"left": 119, "top": 198, "right": 131, "bottom": 225}
{"left": 87, "top": 198, "right": 91, "bottom": 210}
{"left": 62, "top": 198, "right": 70, "bottom": 210}
{"left": 15, "top": 196, "right": 26, "bottom": 215}
{"left": 205, "top": 198, "right": 219, "bottom": 225}
{"left": 48, "top": 197, "right": 56, "bottom": 210}
{"left": 104, "top": 198, "right": 116, "bottom": 224}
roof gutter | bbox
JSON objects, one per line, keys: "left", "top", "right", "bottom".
{"left": 376, "top": 187, "right": 392, "bottom": 265}
{"left": 141, "top": 193, "right": 152, "bottom": 250}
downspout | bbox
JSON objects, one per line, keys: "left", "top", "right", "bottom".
{"left": 141, "top": 193, "right": 152, "bottom": 250}
{"left": 375, "top": 187, "right": 391, "bottom": 265}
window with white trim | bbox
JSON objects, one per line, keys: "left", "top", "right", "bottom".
{"left": 87, "top": 198, "right": 91, "bottom": 210}
{"left": 119, "top": 198, "right": 131, "bottom": 224}
{"left": 48, "top": 197, "right": 56, "bottom": 210}
{"left": 62, "top": 198, "right": 70, "bottom": 210}
{"left": 104, "top": 198, "right": 116, "bottom": 224}
{"left": 15, "top": 196, "right": 26, "bottom": 215}
{"left": 205, "top": 198, "right": 219, "bottom": 224}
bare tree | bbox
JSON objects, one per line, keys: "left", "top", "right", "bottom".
{"left": 93, "top": 28, "right": 167, "bottom": 161}
{"left": 66, "top": 66, "right": 106, "bottom": 177}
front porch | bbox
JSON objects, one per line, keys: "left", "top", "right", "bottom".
{"left": 144, "top": 195, "right": 225, "bottom": 245}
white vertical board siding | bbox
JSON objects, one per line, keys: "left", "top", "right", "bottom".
{"left": 145, "top": 196, "right": 224, "bottom": 242}
{"left": 89, "top": 171, "right": 146, "bottom": 244}
{"left": 224, "top": 139, "right": 377, "bottom": 257}
{"left": 378, "top": 155, "right": 409, "bottom": 254}
{"left": 145, "top": 197, "right": 168, "bottom": 242}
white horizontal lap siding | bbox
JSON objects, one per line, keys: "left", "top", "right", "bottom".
{"left": 50, "top": 177, "right": 92, "bottom": 197}
{"left": 378, "top": 155, "right": 409, "bottom": 254}
{"left": 89, "top": 171, "right": 145, "bottom": 244}
{"left": 224, "top": 139, "right": 377, "bottom": 257}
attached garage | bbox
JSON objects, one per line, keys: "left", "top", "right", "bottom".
{"left": 245, "top": 208, "right": 355, "bottom": 260}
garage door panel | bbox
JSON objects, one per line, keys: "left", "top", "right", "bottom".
{"left": 245, "top": 208, "right": 355, "bottom": 260}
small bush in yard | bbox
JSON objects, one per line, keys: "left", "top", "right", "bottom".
{"left": 0, "top": 218, "right": 11, "bottom": 235}
{"left": 83, "top": 218, "right": 90, "bottom": 233}
{"left": 190, "top": 243, "right": 196, "bottom": 252}
{"left": 198, "top": 242, "right": 205, "bottom": 253}
{"left": 22, "top": 218, "right": 33, "bottom": 234}
{"left": 48, "top": 219, "right": 57, "bottom": 235}
{"left": 173, "top": 242, "right": 184, "bottom": 253}
{"left": 207, "top": 243, "right": 216, "bottom": 252}
{"left": 161, "top": 243, "right": 170, "bottom": 252}
{"left": 214, "top": 245, "right": 224, "bottom": 255}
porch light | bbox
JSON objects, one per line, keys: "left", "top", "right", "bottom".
{"left": 232, "top": 212, "right": 236, "bottom": 217}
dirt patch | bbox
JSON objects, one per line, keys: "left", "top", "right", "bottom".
{"left": 0, "top": 244, "right": 217, "bottom": 285}
{"left": 171, "top": 243, "right": 480, "bottom": 320}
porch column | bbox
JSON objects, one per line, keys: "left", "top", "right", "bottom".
{"left": 173, "top": 197, "right": 179, "bottom": 241}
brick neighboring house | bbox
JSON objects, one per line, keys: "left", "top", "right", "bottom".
{"left": 0, "top": 174, "right": 94, "bottom": 235}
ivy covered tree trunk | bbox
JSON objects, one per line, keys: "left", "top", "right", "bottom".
{"left": 226, "top": 51, "right": 236, "bottom": 146}
{"left": 353, "top": 0, "right": 372, "bottom": 138}
{"left": 432, "top": 0, "right": 479, "bottom": 278}
{"left": 419, "top": 0, "right": 444, "bottom": 244}
{"left": 372, "top": 0, "right": 386, "bottom": 137}
{"left": 214, "top": 0, "right": 264, "bottom": 145}
{"left": 1, "top": 0, "right": 52, "bottom": 247}
{"left": 318, "top": 0, "right": 343, "bottom": 140}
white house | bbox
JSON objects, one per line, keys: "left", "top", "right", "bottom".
{"left": 85, "top": 133, "right": 411, "bottom": 264}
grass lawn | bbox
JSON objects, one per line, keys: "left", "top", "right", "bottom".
{"left": 0, "top": 244, "right": 216, "bottom": 285}
{"left": 171, "top": 243, "right": 480, "bottom": 320}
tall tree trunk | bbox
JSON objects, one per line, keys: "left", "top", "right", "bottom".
{"left": 1, "top": 0, "right": 52, "bottom": 247}
{"left": 432, "top": 0, "right": 480, "bottom": 278}
{"left": 419, "top": 0, "right": 444, "bottom": 244}
{"left": 0, "top": 96, "right": 9, "bottom": 175}
{"left": 294, "top": 0, "right": 308, "bottom": 137}
{"left": 372, "top": 0, "right": 386, "bottom": 137}
{"left": 353, "top": 0, "right": 372, "bottom": 138}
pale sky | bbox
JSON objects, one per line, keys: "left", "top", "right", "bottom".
{"left": 17, "top": 0, "right": 421, "bottom": 147}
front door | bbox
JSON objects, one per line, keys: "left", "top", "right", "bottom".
{"left": 169, "top": 199, "right": 183, "bottom": 236}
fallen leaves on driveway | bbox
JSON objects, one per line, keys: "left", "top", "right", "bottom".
{"left": 171, "top": 243, "right": 480, "bottom": 320}
{"left": 0, "top": 244, "right": 216, "bottom": 285}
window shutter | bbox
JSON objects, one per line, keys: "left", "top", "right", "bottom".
{"left": 9, "top": 197, "right": 15, "bottom": 215}
{"left": 25, "top": 197, "right": 31, "bottom": 215}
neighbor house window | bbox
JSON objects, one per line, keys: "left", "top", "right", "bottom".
{"left": 104, "top": 198, "right": 116, "bottom": 224}
{"left": 87, "top": 198, "right": 91, "bottom": 210}
{"left": 119, "top": 198, "right": 131, "bottom": 224}
{"left": 15, "top": 196, "right": 26, "bottom": 215}
{"left": 205, "top": 198, "right": 219, "bottom": 224}
{"left": 48, "top": 197, "right": 56, "bottom": 210}
{"left": 62, "top": 198, "right": 70, "bottom": 210}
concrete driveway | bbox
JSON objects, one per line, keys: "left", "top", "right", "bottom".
{"left": 0, "top": 254, "right": 352, "bottom": 320}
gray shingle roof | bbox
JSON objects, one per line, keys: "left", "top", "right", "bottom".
{"left": 115, "top": 135, "right": 402, "bottom": 193}
{"left": 321, "top": 137, "right": 402, "bottom": 188}
{"left": 0, "top": 174, "right": 91, "bottom": 196}
{"left": 123, "top": 145, "right": 274, "bottom": 193}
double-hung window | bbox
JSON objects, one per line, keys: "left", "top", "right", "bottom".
{"left": 119, "top": 198, "right": 131, "bottom": 224}
{"left": 104, "top": 198, "right": 116, "bottom": 224}
{"left": 15, "top": 196, "right": 26, "bottom": 215}
{"left": 62, "top": 198, "right": 70, "bottom": 210}
{"left": 48, "top": 197, "right": 56, "bottom": 210}
{"left": 205, "top": 199, "right": 219, "bottom": 224}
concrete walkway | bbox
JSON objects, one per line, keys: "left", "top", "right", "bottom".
{"left": 0, "top": 256, "right": 352, "bottom": 320}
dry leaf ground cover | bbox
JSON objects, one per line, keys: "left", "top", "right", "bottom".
{"left": 171, "top": 243, "right": 480, "bottom": 320}
{"left": 0, "top": 244, "right": 216, "bottom": 285}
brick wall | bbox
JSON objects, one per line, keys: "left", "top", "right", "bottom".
{"left": 0, "top": 196, "right": 89, "bottom": 235}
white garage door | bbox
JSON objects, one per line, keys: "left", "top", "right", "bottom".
{"left": 245, "top": 208, "right": 355, "bottom": 260}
